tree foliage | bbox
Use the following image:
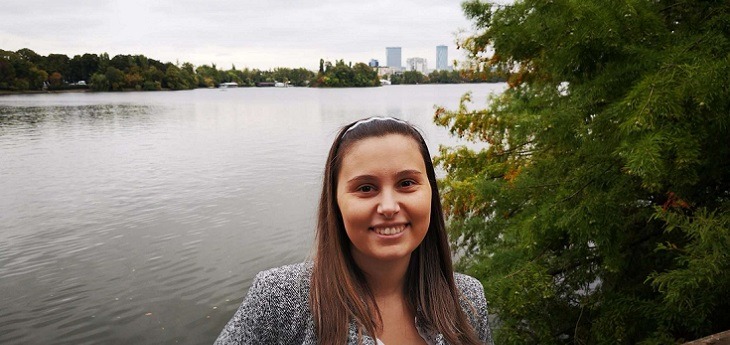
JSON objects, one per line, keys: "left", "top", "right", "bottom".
{"left": 311, "top": 59, "right": 380, "bottom": 87}
{"left": 386, "top": 68, "right": 507, "bottom": 85}
{"left": 0, "top": 48, "right": 315, "bottom": 92}
{"left": 435, "top": 0, "right": 730, "bottom": 343}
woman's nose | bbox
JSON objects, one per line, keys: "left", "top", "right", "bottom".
{"left": 377, "top": 191, "right": 400, "bottom": 218}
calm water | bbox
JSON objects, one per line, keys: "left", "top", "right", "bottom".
{"left": 0, "top": 84, "right": 505, "bottom": 344}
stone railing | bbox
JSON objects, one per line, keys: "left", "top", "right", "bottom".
{"left": 683, "top": 330, "right": 730, "bottom": 345}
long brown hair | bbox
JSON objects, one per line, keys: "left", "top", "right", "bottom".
{"left": 310, "top": 117, "right": 482, "bottom": 344}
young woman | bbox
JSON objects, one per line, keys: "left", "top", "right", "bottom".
{"left": 215, "top": 117, "right": 493, "bottom": 345}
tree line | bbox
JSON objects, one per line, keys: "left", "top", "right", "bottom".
{"left": 309, "top": 58, "right": 507, "bottom": 87}
{"left": 438, "top": 0, "right": 730, "bottom": 344}
{"left": 0, "top": 48, "right": 316, "bottom": 92}
{"left": 1, "top": 48, "right": 508, "bottom": 92}
{"left": 389, "top": 67, "right": 507, "bottom": 85}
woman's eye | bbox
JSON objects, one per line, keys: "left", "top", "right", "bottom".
{"left": 400, "top": 180, "right": 417, "bottom": 188}
{"left": 357, "top": 185, "right": 375, "bottom": 193}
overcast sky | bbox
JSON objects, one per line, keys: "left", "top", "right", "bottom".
{"left": 0, "top": 0, "right": 510, "bottom": 71}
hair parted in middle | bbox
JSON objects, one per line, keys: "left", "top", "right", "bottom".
{"left": 310, "top": 116, "right": 482, "bottom": 344}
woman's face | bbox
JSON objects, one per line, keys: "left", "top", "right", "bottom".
{"left": 336, "top": 134, "right": 431, "bottom": 267}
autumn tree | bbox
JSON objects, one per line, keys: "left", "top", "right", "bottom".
{"left": 48, "top": 72, "right": 63, "bottom": 88}
{"left": 435, "top": 0, "right": 730, "bottom": 344}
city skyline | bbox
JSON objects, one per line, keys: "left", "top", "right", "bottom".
{"left": 380, "top": 45, "right": 453, "bottom": 71}
{"left": 0, "top": 0, "right": 518, "bottom": 71}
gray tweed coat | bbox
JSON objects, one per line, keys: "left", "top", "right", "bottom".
{"left": 215, "top": 263, "right": 494, "bottom": 345}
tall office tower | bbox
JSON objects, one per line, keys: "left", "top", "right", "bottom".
{"left": 406, "top": 57, "right": 428, "bottom": 74}
{"left": 436, "top": 45, "right": 448, "bottom": 70}
{"left": 386, "top": 47, "right": 402, "bottom": 69}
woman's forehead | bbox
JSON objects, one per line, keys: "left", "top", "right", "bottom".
{"left": 338, "top": 134, "right": 425, "bottom": 178}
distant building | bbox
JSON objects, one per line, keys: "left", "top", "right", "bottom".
{"left": 376, "top": 66, "right": 398, "bottom": 78}
{"left": 436, "top": 45, "right": 448, "bottom": 70}
{"left": 386, "top": 47, "right": 402, "bottom": 69}
{"left": 369, "top": 59, "right": 379, "bottom": 67}
{"left": 406, "top": 57, "right": 428, "bottom": 74}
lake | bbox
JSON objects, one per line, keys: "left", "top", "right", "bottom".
{"left": 0, "top": 83, "right": 505, "bottom": 344}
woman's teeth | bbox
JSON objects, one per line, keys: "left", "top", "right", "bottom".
{"left": 373, "top": 225, "right": 407, "bottom": 235}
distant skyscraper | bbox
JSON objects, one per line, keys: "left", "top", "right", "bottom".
{"left": 369, "top": 59, "right": 379, "bottom": 67}
{"left": 436, "top": 45, "right": 448, "bottom": 70}
{"left": 386, "top": 47, "right": 402, "bottom": 69}
{"left": 406, "top": 57, "right": 428, "bottom": 74}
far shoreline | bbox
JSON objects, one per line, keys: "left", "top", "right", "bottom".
{"left": 0, "top": 88, "right": 91, "bottom": 96}
{"left": 0, "top": 82, "right": 506, "bottom": 97}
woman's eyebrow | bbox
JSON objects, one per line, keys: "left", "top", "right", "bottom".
{"left": 395, "top": 169, "right": 424, "bottom": 178}
{"left": 347, "top": 170, "right": 423, "bottom": 183}
{"left": 347, "top": 175, "right": 377, "bottom": 183}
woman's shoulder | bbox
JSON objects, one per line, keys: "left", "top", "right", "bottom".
{"left": 214, "top": 262, "right": 314, "bottom": 344}
{"left": 453, "top": 272, "right": 485, "bottom": 299}
{"left": 453, "top": 272, "right": 495, "bottom": 344}
{"left": 453, "top": 272, "right": 487, "bottom": 315}
{"left": 248, "top": 262, "right": 313, "bottom": 304}
{"left": 254, "top": 262, "right": 312, "bottom": 286}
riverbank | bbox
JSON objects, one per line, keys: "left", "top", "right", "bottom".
{"left": 0, "top": 88, "right": 90, "bottom": 96}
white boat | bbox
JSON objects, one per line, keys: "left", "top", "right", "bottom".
{"left": 274, "top": 81, "right": 289, "bottom": 88}
{"left": 379, "top": 79, "right": 391, "bottom": 86}
{"left": 219, "top": 82, "right": 239, "bottom": 88}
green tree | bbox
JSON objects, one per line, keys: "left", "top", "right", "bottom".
{"left": 44, "top": 53, "right": 70, "bottom": 78}
{"left": 196, "top": 64, "right": 222, "bottom": 87}
{"left": 98, "top": 53, "right": 110, "bottom": 74}
{"left": 180, "top": 62, "right": 199, "bottom": 88}
{"left": 352, "top": 63, "right": 380, "bottom": 87}
{"left": 142, "top": 66, "right": 164, "bottom": 84}
{"left": 163, "top": 64, "right": 196, "bottom": 90}
{"left": 287, "top": 67, "right": 315, "bottom": 86}
{"left": 105, "top": 67, "right": 125, "bottom": 91}
{"left": 90, "top": 72, "right": 110, "bottom": 91}
{"left": 110, "top": 54, "right": 135, "bottom": 72}
{"left": 0, "top": 50, "right": 18, "bottom": 89}
{"left": 311, "top": 59, "right": 378, "bottom": 88}
{"left": 15, "top": 48, "right": 43, "bottom": 66}
{"left": 28, "top": 67, "right": 48, "bottom": 90}
{"left": 69, "top": 54, "right": 99, "bottom": 83}
{"left": 164, "top": 64, "right": 184, "bottom": 90}
{"left": 8, "top": 51, "right": 41, "bottom": 90}
{"left": 436, "top": 1, "right": 730, "bottom": 344}
{"left": 401, "top": 70, "right": 427, "bottom": 84}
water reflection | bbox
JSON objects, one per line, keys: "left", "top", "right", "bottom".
{"left": 0, "top": 104, "right": 155, "bottom": 128}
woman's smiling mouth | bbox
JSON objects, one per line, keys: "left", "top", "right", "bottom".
{"left": 370, "top": 223, "right": 409, "bottom": 236}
